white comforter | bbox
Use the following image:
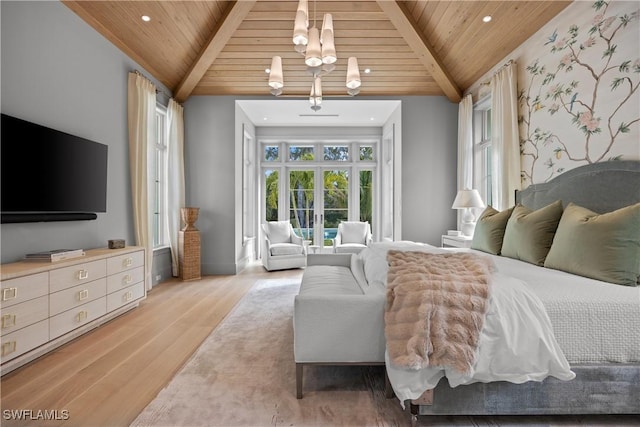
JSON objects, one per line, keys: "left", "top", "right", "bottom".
{"left": 358, "top": 241, "right": 576, "bottom": 404}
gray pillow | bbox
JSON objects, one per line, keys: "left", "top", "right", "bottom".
{"left": 501, "top": 200, "right": 563, "bottom": 266}
{"left": 471, "top": 206, "right": 514, "bottom": 255}
{"left": 544, "top": 202, "right": 640, "bottom": 286}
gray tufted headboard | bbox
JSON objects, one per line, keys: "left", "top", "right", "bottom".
{"left": 516, "top": 160, "right": 640, "bottom": 213}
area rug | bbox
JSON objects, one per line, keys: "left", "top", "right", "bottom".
{"left": 130, "top": 278, "right": 409, "bottom": 427}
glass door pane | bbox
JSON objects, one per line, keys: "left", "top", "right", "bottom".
{"left": 264, "top": 169, "right": 279, "bottom": 222}
{"left": 360, "top": 169, "right": 373, "bottom": 225}
{"left": 323, "top": 169, "right": 349, "bottom": 246}
{"left": 289, "top": 170, "right": 315, "bottom": 241}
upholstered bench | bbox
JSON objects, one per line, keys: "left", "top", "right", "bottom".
{"left": 293, "top": 253, "right": 387, "bottom": 398}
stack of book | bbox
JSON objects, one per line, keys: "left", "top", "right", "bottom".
{"left": 25, "top": 249, "right": 86, "bottom": 262}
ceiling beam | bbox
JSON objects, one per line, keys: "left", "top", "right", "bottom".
{"left": 174, "top": 0, "right": 257, "bottom": 103}
{"left": 375, "top": 0, "right": 461, "bottom": 103}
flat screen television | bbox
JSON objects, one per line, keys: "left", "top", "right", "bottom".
{"left": 1, "top": 114, "right": 108, "bottom": 223}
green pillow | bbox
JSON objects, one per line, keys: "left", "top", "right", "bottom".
{"left": 544, "top": 202, "right": 640, "bottom": 286}
{"left": 501, "top": 200, "right": 563, "bottom": 266}
{"left": 471, "top": 206, "right": 514, "bottom": 255}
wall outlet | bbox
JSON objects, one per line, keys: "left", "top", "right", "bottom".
{"left": 155, "top": 275, "right": 161, "bottom": 282}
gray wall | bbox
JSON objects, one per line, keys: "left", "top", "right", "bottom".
{"left": 0, "top": 1, "right": 170, "bottom": 286}
{"left": 401, "top": 97, "right": 459, "bottom": 244}
{"left": 184, "top": 96, "right": 458, "bottom": 274}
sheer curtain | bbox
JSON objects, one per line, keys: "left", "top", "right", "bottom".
{"left": 456, "top": 94, "right": 474, "bottom": 228}
{"left": 166, "top": 99, "right": 185, "bottom": 277}
{"left": 490, "top": 62, "right": 521, "bottom": 210}
{"left": 127, "top": 72, "right": 155, "bottom": 290}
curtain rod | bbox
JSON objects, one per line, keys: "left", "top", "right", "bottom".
{"left": 479, "top": 59, "right": 515, "bottom": 86}
{"left": 133, "top": 69, "right": 173, "bottom": 100}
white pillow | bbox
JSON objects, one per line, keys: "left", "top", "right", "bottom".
{"left": 358, "top": 241, "right": 441, "bottom": 287}
{"left": 340, "top": 221, "right": 369, "bottom": 244}
{"left": 266, "top": 221, "right": 291, "bottom": 244}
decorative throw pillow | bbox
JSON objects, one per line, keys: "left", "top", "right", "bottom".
{"left": 544, "top": 202, "right": 640, "bottom": 286}
{"left": 265, "top": 221, "right": 291, "bottom": 244}
{"left": 501, "top": 200, "right": 563, "bottom": 266}
{"left": 340, "top": 221, "right": 369, "bottom": 244}
{"left": 471, "top": 206, "right": 514, "bottom": 255}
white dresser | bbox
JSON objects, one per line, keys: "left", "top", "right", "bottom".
{"left": 0, "top": 247, "right": 145, "bottom": 374}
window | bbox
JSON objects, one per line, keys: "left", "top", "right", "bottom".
{"left": 151, "top": 104, "right": 168, "bottom": 248}
{"left": 474, "top": 100, "right": 492, "bottom": 207}
{"left": 260, "top": 139, "right": 379, "bottom": 248}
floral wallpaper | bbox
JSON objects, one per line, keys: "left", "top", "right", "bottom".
{"left": 517, "top": 0, "right": 639, "bottom": 185}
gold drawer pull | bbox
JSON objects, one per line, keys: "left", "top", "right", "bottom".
{"left": 122, "top": 257, "right": 133, "bottom": 268}
{"left": 77, "top": 269, "right": 89, "bottom": 280}
{"left": 77, "top": 289, "right": 89, "bottom": 301}
{"left": 1, "top": 341, "right": 16, "bottom": 356}
{"left": 122, "top": 274, "right": 132, "bottom": 285}
{"left": 1, "top": 314, "right": 16, "bottom": 329}
{"left": 2, "top": 287, "right": 18, "bottom": 301}
{"left": 76, "top": 310, "right": 88, "bottom": 323}
{"left": 124, "top": 291, "right": 133, "bottom": 302}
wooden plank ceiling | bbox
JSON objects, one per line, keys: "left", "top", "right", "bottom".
{"left": 62, "top": 0, "right": 572, "bottom": 103}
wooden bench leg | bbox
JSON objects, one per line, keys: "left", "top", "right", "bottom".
{"left": 296, "top": 363, "right": 303, "bottom": 399}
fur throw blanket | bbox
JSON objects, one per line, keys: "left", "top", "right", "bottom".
{"left": 385, "top": 250, "right": 494, "bottom": 373}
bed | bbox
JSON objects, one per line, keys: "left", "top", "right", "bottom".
{"left": 374, "top": 160, "right": 640, "bottom": 422}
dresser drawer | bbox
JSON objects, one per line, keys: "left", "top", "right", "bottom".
{"left": 50, "top": 260, "right": 106, "bottom": 293}
{"left": 107, "top": 282, "right": 145, "bottom": 312}
{"left": 107, "top": 250, "right": 144, "bottom": 275}
{"left": 0, "top": 295, "right": 48, "bottom": 337}
{"left": 49, "top": 297, "right": 106, "bottom": 339}
{"left": 49, "top": 278, "right": 106, "bottom": 317}
{"left": 0, "top": 272, "right": 48, "bottom": 310}
{"left": 106, "top": 266, "right": 144, "bottom": 294}
{"left": 0, "top": 319, "right": 49, "bottom": 364}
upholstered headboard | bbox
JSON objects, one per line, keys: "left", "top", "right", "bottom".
{"left": 516, "top": 160, "right": 640, "bottom": 213}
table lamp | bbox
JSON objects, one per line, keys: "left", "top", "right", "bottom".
{"left": 451, "top": 189, "right": 486, "bottom": 237}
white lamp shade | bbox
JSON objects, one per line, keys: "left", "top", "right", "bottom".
{"left": 321, "top": 13, "right": 333, "bottom": 42}
{"left": 296, "top": 0, "right": 308, "bottom": 23}
{"left": 292, "top": 10, "right": 308, "bottom": 46}
{"left": 268, "top": 56, "right": 283, "bottom": 89}
{"left": 451, "top": 189, "right": 485, "bottom": 209}
{"left": 346, "top": 57, "right": 361, "bottom": 89}
{"left": 305, "top": 27, "right": 322, "bottom": 67}
{"left": 309, "top": 77, "right": 322, "bottom": 105}
{"left": 321, "top": 29, "right": 337, "bottom": 64}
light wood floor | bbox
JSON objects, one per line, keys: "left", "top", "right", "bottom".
{"left": 0, "top": 262, "right": 302, "bottom": 427}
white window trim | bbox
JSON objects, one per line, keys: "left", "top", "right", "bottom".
{"left": 152, "top": 103, "right": 169, "bottom": 250}
{"left": 473, "top": 96, "right": 492, "bottom": 208}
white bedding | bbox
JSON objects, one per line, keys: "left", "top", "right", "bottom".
{"left": 487, "top": 252, "right": 640, "bottom": 364}
{"left": 358, "top": 242, "right": 577, "bottom": 403}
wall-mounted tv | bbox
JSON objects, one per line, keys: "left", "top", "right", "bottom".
{"left": 1, "top": 114, "right": 108, "bottom": 224}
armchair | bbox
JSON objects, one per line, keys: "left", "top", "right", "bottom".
{"left": 261, "top": 221, "right": 307, "bottom": 271}
{"left": 332, "top": 221, "right": 372, "bottom": 254}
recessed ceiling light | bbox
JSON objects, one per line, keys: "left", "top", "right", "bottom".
{"left": 265, "top": 68, "right": 271, "bottom": 74}
{"left": 141, "top": 15, "right": 151, "bottom": 22}
{"left": 263, "top": 117, "right": 268, "bottom": 121}
{"left": 482, "top": 15, "right": 492, "bottom": 23}
{"left": 370, "top": 117, "right": 374, "bottom": 121}
{"left": 364, "top": 68, "right": 371, "bottom": 74}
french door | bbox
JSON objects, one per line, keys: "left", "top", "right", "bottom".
{"left": 288, "top": 168, "right": 349, "bottom": 247}
{"left": 260, "top": 140, "right": 380, "bottom": 254}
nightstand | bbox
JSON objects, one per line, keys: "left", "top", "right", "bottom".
{"left": 441, "top": 234, "right": 472, "bottom": 248}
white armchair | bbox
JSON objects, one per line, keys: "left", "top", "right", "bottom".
{"left": 332, "top": 221, "right": 372, "bottom": 254}
{"left": 261, "top": 221, "right": 307, "bottom": 271}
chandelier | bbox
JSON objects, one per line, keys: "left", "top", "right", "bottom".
{"left": 267, "top": 0, "right": 362, "bottom": 111}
